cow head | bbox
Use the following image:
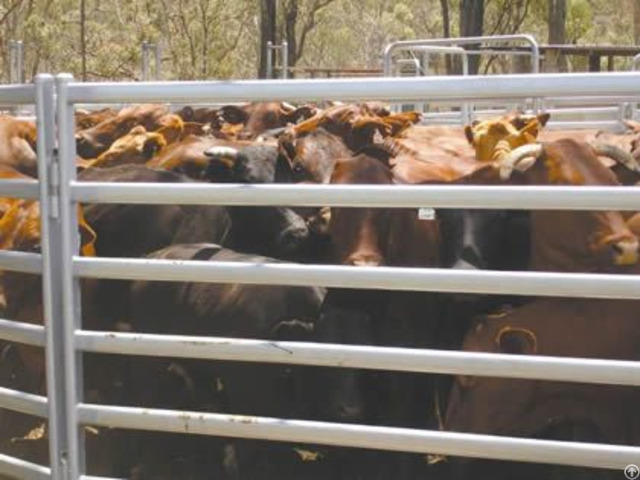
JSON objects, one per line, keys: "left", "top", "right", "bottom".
{"left": 445, "top": 320, "right": 539, "bottom": 438}
{"left": 75, "top": 104, "right": 170, "bottom": 159}
{"left": 88, "top": 126, "right": 167, "bottom": 168}
{"left": 497, "top": 139, "right": 640, "bottom": 271}
{"left": 464, "top": 112, "right": 550, "bottom": 163}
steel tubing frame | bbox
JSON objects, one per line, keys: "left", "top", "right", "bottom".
{"left": 76, "top": 403, "right": 640, "bottom": 471}
{"left": 72, "top": 182, "right": 640, "bottom": 210}
{"left": 10, "top": 71, "right": 639, "bottom": 479}
{"left": 76, "top": 330, "right": 640, "bottom": 387}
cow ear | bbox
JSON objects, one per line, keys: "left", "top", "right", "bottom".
{"left": 284, "top": 105, "right": 318, "bottom": 125}
{"left": 270, "top": 319, "right": 315, "bottom": 341}
{"left": 141, "top": 135, "right": 166, "bottom": 160}
{"left": 220, "top": 105, "right": 249, "bottom": 124}
{"left": 495, "top": 327, "right": 537, "bottom": 355}
{"left": 77, "top": 206, "right": 97, "bottom": 256}
{"left": 537, "top": 113, "right": 550, "bottom": 127}
{"left": 156, "top": 116, "right": 184, "bottom": 144}
{"left": 623, "top": 120, "right": 640, "bottom": 133}
{"left": 179, "top": 106, "right": 194, "bottom": 121}
{"left": 464, "top": 125, "right": 475, "bottom": 146}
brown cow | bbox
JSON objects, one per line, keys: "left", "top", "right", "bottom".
{"left": 497, "top": 139, "right": 639, "bottom": 272}
{"left": 464, "top": 112, "right": 550, "bottom": 163}
{"left": 86, "top": 126, "right": 167, "bottom": 169}
{"left": 217, "top": 102, "right": 318, "bottom": 140}
{"left": 75, "top": 104, "right": 182, "bottom": 159}
{"left": 444, "top": 297, "right": 640, "bottom": 477}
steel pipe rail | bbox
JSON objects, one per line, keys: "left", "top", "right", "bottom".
{"left": 0, "top": 453, "right": 50, "bottom": 480}
{"left": 72, "top": 182, "right": 640, "bottom": 211}
{"left": 77, "top": 403, "right": 639, "bottom": 471}
{"left": 0, "top": 386, "right": 49, "bottom": 418}
{"left": 0, "top": 179, "right": 40, "bottom": 199}
{"left": 76, "top": 330, "right": 640, "bottom": 387}
{"left": 383, "top": 34, "right": 540, "bottom": 76}
{"left": 0, "top": 250, "right": 42, "bottom": 274}
{"left": 74, "top": 258, "right": 640, "bottom": 300}
{"left": 0, "top": 318, "right": 46, "bottom": 346}
{"left": 0, "top": 84, "right": 34, "bottom": 104}
{"left": 63, "top": 72, "right": 640, "bottom": 104}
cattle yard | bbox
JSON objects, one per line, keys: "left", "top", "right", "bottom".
{"left": 1, "top": 68, "right": 640, "bottom": 480}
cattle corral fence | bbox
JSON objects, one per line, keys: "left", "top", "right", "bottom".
{"left": 1, "top": 72, "right": 640, "bottom": 479}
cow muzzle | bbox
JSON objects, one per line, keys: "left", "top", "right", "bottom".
{"left": 611, "top": 238, "right": 639, "bottom": 266}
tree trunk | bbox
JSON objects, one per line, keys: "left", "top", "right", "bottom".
{"left": 459, "top": 0, "right": 484, "bottom": 74}
{"left": 80, "top": 0, "right": 87, "bottom": 81}
{"left": 258, "top": 0, "right": 276, "bottom": 79}
{"left": 440, "top": 0, "right": 452, "bottom": 74}
{"left": 634, "top": 0, "right": 640, "bottom": 45}
{"left": 547, "top": 0, "right": 568, "bottom": 72}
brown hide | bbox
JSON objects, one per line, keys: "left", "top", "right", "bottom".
{"left": 219, "top": 102, "right": 318, "bottom": 140}
{"left": 75, "top": 104, "right": 170, "bottom": 158}
{"left": 147, "top": 135, "right": 251, "bottom": 181}
{"left": 87, "top": 126, "right": 167, "bottom": 168}
{"left": 0, "top": 200, "right": 96, "bottom": 381}
{"left": 519, "top": 140, "right": 638, "bottom": 272}
{"left": 444, "top": 297, "right": 640, "bottom": 445}
{"left": 0, "top": 116, "right": 38, "bottom": 177}
{"left": 75, "top": 108, "right": 118, "bottom": 131}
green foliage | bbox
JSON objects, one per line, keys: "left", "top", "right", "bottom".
{"left": 0, "top": 0, "right": 636, "bottom": 82}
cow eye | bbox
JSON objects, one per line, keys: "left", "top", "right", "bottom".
{"left": 293, "top": 163, "right": 305, "bottom": 174}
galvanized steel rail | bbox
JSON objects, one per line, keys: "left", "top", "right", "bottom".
{"left": 3, "top": 72, "right": 640, "bottom": 479}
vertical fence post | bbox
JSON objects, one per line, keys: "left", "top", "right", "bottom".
{"left": 154, "top": 42, "right": 162, "bottom": 81}
{"left": 281, "top": 41, "right": 289, "bottom": 79}
{"left": 266, "top": 41, "right": 273, "bottom": 79}
{"left": 55, "top": 73, "right": 86, "bottom": 479}
{"left": 141, "top": 42, "right": 149, "bottom": 81}
{"left": 36, "top": 74, "right": 68, "bottom": 480}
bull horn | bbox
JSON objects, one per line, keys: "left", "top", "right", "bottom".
{"left": 203, "top": 146, "right": 239, "bottom": 159}
{"left": 281, "top": 101, "right": 296, "bottom": 112}
{"left": 496, "top": 144, "right": 543, "bottom": 180}
{"left": 589, "top": 142, "right": 640, "bottom": 172}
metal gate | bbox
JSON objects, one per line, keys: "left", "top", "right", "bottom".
{"left": 2, "top": 72, "right": 640, "bottom": 479}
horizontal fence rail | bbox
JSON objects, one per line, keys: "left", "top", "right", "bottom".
{"left": 0, "top": 84, "right": 36, "bottom": 105}
{"left": 0, "top": 318, "right": 46, "bottom": 346}
{"left": 74, "top": 257, "right": 640, "bottom": 300}
{"left": 0, "top": 179, "right": 39, "bottom": 199}
{"left": 0, "top": 250, "right": 43, "bottom": 274}
{"left": 0, "top": 386, "right": 49, "bottom": 418}
{"left": 73, "top": 183, "right": 640, "bottom": 211}
{"left": 76, "top": 331, "right": 640, "bottom": 387}
{"left": 77, "top": 403, "right": 640, "bottom": 471}
{"left": 0, "top": 453, "right": 51, "bottom": 480}
{"left": 65, "top": 72, "right": 640, "bottom": 103}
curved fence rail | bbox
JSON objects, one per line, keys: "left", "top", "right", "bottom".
{"left": 2, "top": 72, "right": 640, "bottom": 479}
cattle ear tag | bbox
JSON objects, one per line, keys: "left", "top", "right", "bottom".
{"left": 418, "top": 207, "right": 436, "bottom": 221}
{"left": 496, "top": 326, "right": 537, "bottom": 355}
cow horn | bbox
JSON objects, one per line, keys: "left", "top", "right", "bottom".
{"left": 496, "top": 144, "right": 543, "bottom": 180}
{"left": 281, "top": 101, "right": 296, "bottom": 112}
{"left": 589, "top": 142, "right": 640, "bottom": 172}
{"left": 203, "top": 146, "right": 239, "bottom": 159}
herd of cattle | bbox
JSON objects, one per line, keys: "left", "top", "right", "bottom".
{"left": 1, "top": 99, "right": 640, "bottom": 479}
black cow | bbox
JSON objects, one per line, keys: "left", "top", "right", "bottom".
{"left": 126, "top": 243, "right": 326, "bottom": 480}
